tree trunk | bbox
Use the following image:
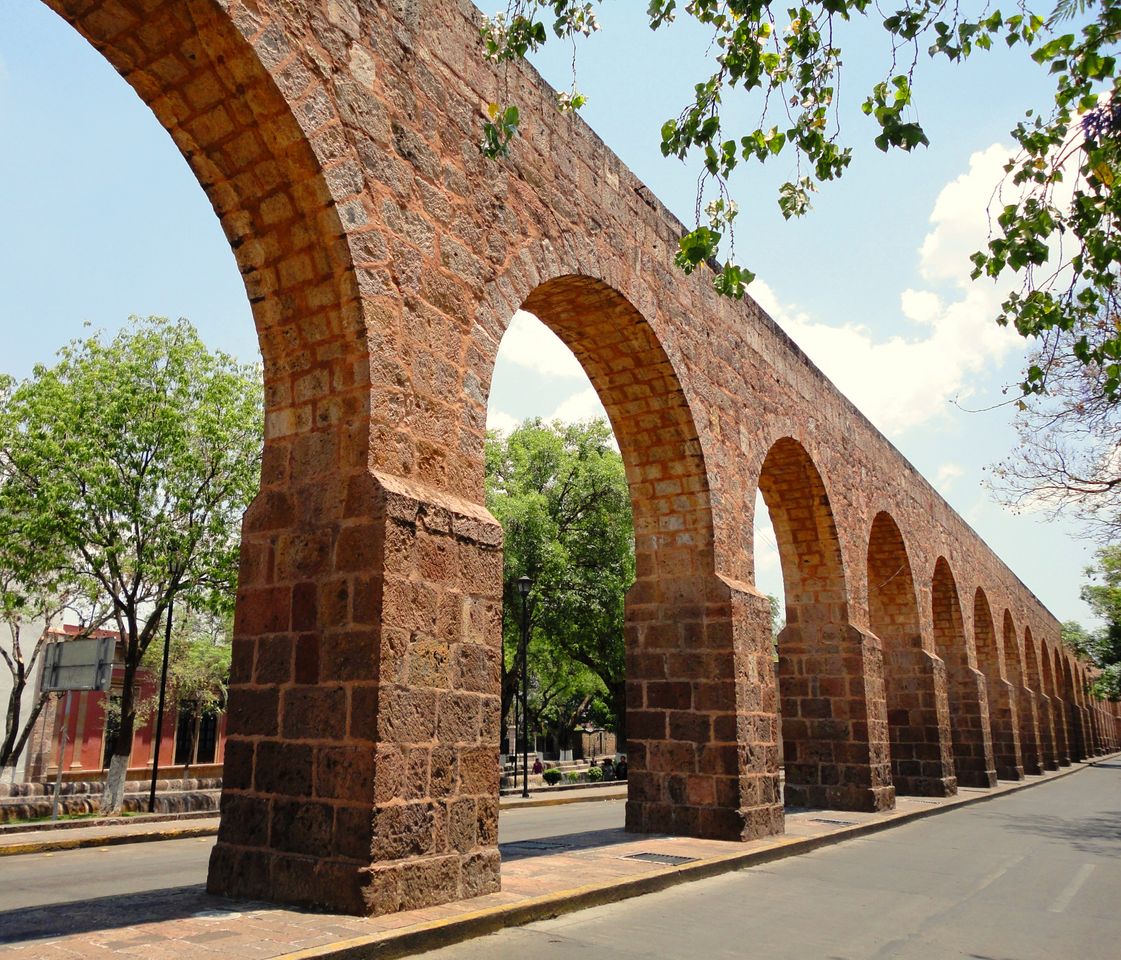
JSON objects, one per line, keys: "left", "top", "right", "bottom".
{"left": 500, "top": 663, "right": 518, "bottom": 750}
{"left": 6, "top": 693, "right": 48, "bottom": 778}
{"left": 185, "top": 710, "right": 201, "bottom": 782}
{"left": 610, "top": 680, "right": 627, "bottom": 748}
{"left": 0, "top": 680, "right": 23, "bottom": 768}
{"left": 100, "top": 669, "right": 138, "bottom": 815}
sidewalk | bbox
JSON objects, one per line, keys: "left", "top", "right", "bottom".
{"left": 0, "top": 785, "right": 629, "bottom": 857}
{"left": 0, "top": 758, "right": 1111, "bottom": 960}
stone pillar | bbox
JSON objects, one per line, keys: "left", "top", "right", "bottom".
{"left": 1037, "top": 693, "right": 1059, "bottom": 770}
{"left": 625, "top": 579, "right": 784, "bottom": 841}
{"left": 1052, "top": 696, "right": 1072, "bottom": 766}
{"left": 947, "top": 668, "right": 998, "bottom": 788}
{"left": 882, "top": 648, "right": 956, "bottom": 796}
{"left": 778, "top": 620, "right": 895, "bottom": 812}
{"left": 987, "top": 677, "right": 1024, "bottom": 781}
{"left": 1067, "top": 701, "right": 1087, "bottom": 762}
{"left": 1017, "top": 686, "right": 1044, "bottom": 775}
{"left": 208, "top": 472, "right": 504, "bottom": 916}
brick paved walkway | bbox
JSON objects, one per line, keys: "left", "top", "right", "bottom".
{"left": 0, "top": 765, "right": 1098, "bottom": 959}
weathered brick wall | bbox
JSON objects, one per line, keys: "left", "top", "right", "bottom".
{"left": 45, "top": 0, "right": 1119, "bottom": 916}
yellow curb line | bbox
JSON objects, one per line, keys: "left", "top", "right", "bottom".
{"left": 499, "top": 790, "right": 627, "bottom": 810}
{"left": 0, "top": 823, "right": 219, "bottom": 857}
{"left": 273, "top": 755, "right": 1117, "bottom": 960}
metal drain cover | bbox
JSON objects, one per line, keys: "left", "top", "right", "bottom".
{"left": 623, "top": 852, "right": 699, "bottom": 866}
{"left": 809, "top": 817, "right": 858, "bottom": 826}
{"left": 906, "top": 798, "right": 943, "bottom": 805}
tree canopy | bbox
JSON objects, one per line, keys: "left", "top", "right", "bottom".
{"left": 481, "top": 1, "right": 1121, "bottom": 401}
{"left": 0, "top": 317, "right": 261, "bottom": 809}
{"left": 486, "top": 418, "right": 634, "bottom": 743}
{"left": 1062, "top": 543, "right": 1121, "bottom": 699}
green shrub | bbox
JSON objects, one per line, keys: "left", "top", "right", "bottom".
{"left": 542, "top": 768, "right": 563, "bottom": 785}
{"left": 587, "top": 765, "right": 604, "bottom": 782}
{"left": 565, "top": 771, "right": 581, "bottom": 783}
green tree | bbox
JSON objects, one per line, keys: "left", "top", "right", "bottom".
{"left": 0, "top": 375, "right": 111, "bottom": 775}
{"left": 481, "top": 1, "right": 1120, "bottom": 399}
{"left": 1063, "top": 544, "right": 1121, "bottom": 699}
{"left": 0, "top": 318, "right": 262, "bottom": 811}
{"left": 486, "top": 418, "right": 634, "bottom": 743}
{"left": 139, "top": 607, "right": 232, "bottom": 778}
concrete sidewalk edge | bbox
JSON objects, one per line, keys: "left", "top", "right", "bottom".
{"left": 0, "top": 789, "right": 630, "bottom": 857}
{"left": 273, "top": 755, "right": 1117, "bottom": 960}
{"left": 0, "top": 823, "right": 221, "bottom": 856}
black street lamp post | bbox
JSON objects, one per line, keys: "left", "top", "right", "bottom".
{"left": 516, "top": 576, "right": 533, "bottom": 799}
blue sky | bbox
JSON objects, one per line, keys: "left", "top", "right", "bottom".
{"left": 0, "top": 1, "right": 1101, "bottom": 625}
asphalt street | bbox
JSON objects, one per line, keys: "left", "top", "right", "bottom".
{"left": 424, "top": 760, "right": 1121, "bottom": 960}
{"left": 0, "top": 798, "right": 628, "bottom": 912}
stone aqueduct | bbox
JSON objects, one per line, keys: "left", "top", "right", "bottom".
{"left": 44, "top": 0, "right": 1120, "bottom": 917}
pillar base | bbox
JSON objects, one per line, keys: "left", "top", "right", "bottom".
{"left": 892, "top": 773, "right": 957, "bottom": 798}
{"left": 784, "top": 783, "right": 895, "bottom": 812}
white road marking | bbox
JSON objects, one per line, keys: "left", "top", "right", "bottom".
{"left": 969, "top": 854, "right": 1026, "bottom": 896}
{"left": 1049, "top": 863, "right": 1095, "bottom": 913}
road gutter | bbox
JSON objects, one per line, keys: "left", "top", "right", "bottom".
{"left": 274, "top": 756, "right": 1116, "bottom": 960}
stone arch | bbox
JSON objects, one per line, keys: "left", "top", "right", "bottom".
{"left": 1005, "top": 610, "right": 1043, "bottom": 774}
{"left": 1082, "top": 662, "right": 1105, "bottom": 754}
{"left": 1025, "top": 627, "right": 1058, "bottom": 769}
{"left": 483, "top": 275, "right": 777, "bottom": 841}
{"left": 1049, "top": 645, "right": 1072, "bottom": 764}
{"left": 974, "top": 591, "right": 1022, "bottom": 780}
{"left": 1040, "top": 643, "right": 1069, "bottom": 765}
{"left": 760, "top": 439, "right": 893, "bottom": 812}
{"left": 45, "top": 0, "right": 363, "bottom": 379}
{"left": 40, "top": 0, "right": 422, "bottom": 916}
{"left": 1060, "top": 655, "right": 1087, "bottom": 761}
{"left": 931, "top": 559, "right": 996, "bottom": 787}
{"left": 866, "top": 513, "right": 954, "bottom": 795}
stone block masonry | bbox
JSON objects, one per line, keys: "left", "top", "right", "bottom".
{"left": 42, "top": 0, "right": 1121, "bottom": 916}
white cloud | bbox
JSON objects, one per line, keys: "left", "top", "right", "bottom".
{"left": 486, "top": 407, "right": 519, "bottom": 434}
{"left": 549, "top": 387, "right": 608, "bottom": 423}
{"left": 919, "top": 143, "right": 1014, "bottom": 287}
{"left": 499, "top": 310, "right": 586, "bottom": 378}
{"left": 935, "top": 462, "right": 965, "bottom": 492}
{"left": 748, "top": 143, "right": 1025, "bottom": 438}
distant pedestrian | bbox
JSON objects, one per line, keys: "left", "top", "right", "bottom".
{"left": 616, "top": 756, "right": 628, "bottom": 779}
{"left": 601, "top": 757, "right": 615, "bottom": 780}
{"left": 532, "top": 758, "right": 543, "bottom": 775}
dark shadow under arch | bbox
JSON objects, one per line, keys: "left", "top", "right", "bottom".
{"left": 758, "top": 439, "right": 893, "bottom": 812}
{"left": 932, "top": 559, "right": 995, "bottom": 787}
{"left": 867, "top": 512, "right": 954, "bottom": 796}
{"left": 974, "top": 590, "right": 1022, "bottom": 780}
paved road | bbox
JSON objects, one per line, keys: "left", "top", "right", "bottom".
{"left": 0, "top": 799, "right": 627, "bottom": 911}
{"left": 425, "top": 760, "right": 1121, "bottom": 960}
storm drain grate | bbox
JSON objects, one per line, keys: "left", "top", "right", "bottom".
{"left": 623, "top": 852, "right": 699, "bottom": 866}
{"left": 906, "top": 798, "right": 943, "bottom": 805}
{"left": 808, "top": 817, "right": 859, "bottom": 826}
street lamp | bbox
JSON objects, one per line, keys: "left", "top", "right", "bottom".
{"left": 516, "top": 575, "right": 533, "bottom": 799}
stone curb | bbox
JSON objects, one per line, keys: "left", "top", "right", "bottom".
{"left": 498, "top": 789, "right": 627, "bottom": 810}
{"left": 0, "top": 823, "right": 221, "bottom": 857}
{"left": 0, "top": 807, "right": 221, "bottom": 836}
{"left": 0, "top": 790, "right": 629, "bottom": 857}
{"left": 272, "top": 756, "right": 1116, "bottom": 960}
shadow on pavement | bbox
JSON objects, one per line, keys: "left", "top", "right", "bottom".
{"left": 0, "top": 885, "right": 266, "bottom": 945}
{"left": 988, "top": 764, "right": 1121, "bottom": 858}
{"left": 500, "top": 827, "right": 639, "bottom": 862}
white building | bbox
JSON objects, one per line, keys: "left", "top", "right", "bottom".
{"left": 0, "top": 615, "right": 50, "bottom": 783}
